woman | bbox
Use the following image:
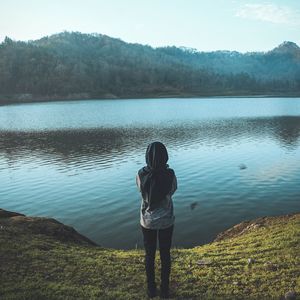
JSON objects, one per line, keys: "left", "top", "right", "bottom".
{"left": 136, "top": 141, "right": 177, "bottom": 299}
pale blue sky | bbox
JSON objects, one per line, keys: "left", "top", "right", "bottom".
{"left": 0, "top": 0, "right": 299, "bottom": 52}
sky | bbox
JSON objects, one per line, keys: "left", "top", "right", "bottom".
{"left": 0, "top": 0, "right": 299, "bottom": 52}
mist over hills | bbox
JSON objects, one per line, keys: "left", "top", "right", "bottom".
{"left": 0, "top": 31, "right": 299, "bottom": 103}
{"left": 164, "top": 41, "right": 300, "bottom": 81}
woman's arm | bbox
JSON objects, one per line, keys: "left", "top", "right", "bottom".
{"left": 170, "top": 174, "right": 177, "bottom": 196}
{"left": 136, "top": 174, "right": 141, "bottom": 192}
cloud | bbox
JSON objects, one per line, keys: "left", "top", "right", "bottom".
{"left": 235, "top": 3, "right": 300, "bottom": 25}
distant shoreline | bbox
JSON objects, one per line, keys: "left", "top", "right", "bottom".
{"left": 1, "top": 92, "right": 300, "bottom": 106}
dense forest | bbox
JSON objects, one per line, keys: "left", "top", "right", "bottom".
{"left": 0, "top": 31, "right": 300, "bottom": 103}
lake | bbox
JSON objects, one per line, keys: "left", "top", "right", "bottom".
{"left": 0, "top": 97, "right": 300, "bottom": 249}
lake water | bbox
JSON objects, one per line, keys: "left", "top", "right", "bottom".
{"left": 0, "top": 97, "right": 300, "bottom": 249}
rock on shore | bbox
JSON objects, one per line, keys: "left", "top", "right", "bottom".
{"left": 0, "top": 208, "right": 96, "bottom": 246}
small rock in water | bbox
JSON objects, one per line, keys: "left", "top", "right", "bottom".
{"left": 190, "top": 202, "right": 198, "bottom": 210}
{"left": 285, "top": 291, "right": 297, "bottom": 300}
{"left": 239, "top": 164, "right": 247, "bottom": 170}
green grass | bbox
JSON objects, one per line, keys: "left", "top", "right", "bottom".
{"left": 0, "top": 212, "right": 299, "bottom": 299}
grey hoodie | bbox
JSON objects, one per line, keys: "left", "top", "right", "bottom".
{"left": 136, "top": 169, "right": 177, "bottom": 229}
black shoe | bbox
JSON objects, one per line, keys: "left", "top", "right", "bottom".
{"left": 147, "top": 285, "right": 157, "bottom": 298}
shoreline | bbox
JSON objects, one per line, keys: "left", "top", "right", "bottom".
{"left": 1, "top": 207, "right": 299, "bottom": 248}
{"left": 1, "top": 92, "right": 300, "bottom": 106}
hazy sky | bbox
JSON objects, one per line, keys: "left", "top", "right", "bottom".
{"left": 1, "top": 0, "right": 299, "bottom": 52}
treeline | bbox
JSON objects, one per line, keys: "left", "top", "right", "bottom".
{"left": 0, "top": 31, "right": 299, "bottom": 103}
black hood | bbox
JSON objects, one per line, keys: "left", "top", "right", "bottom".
{"left": 139, "top": 142, "right": 174, "bottom": 211}
{"left": 146, "top": 141, "right": 169, "bottom": 170}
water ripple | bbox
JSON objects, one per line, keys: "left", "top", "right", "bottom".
{"left": 1, "top": 99, "right": 300, "bottom": 248}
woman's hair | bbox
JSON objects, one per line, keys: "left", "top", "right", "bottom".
{"left": 138, "top": 142, "right": 174, "bottom": 210}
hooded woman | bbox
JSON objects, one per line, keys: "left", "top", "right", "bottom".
{"left": 136, "top": 141, "right": 177, "bottom": 298}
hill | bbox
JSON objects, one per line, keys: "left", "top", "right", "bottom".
{"left": 0, "top": 32, "right": 300, "bottom": 104}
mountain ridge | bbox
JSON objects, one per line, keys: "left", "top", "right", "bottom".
{"left": 0, "top": 31, "right": 300, "bottom": 104}
{"left": 270, "top": 41, "right": 300, "bottom": 55}
{"left": 5, "top": 31, "right": 300, "bottom": 55}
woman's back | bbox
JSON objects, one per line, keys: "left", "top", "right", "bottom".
{"left": 137, "top": 171, "right": 177, "bottom": 229}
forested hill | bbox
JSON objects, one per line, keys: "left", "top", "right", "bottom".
{"left": 1, "top": 31, "right": 300, "bottom": 103}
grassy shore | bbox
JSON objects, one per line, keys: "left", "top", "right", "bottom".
{"left": 0, "top": 209, "right": 299, "bottom": 299}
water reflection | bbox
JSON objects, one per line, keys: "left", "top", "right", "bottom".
{"left": 0, "top": 114, "right": 300, "bottom": 248}
{"left": 1, "top": 117, "right": 300, "bottom": 169}
{"left": 270, "top": 117, "right": 300, "bottom": 149}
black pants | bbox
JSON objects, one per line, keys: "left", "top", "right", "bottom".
{"left": 141, "top": 225, "right": 174, "bottom": 290}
